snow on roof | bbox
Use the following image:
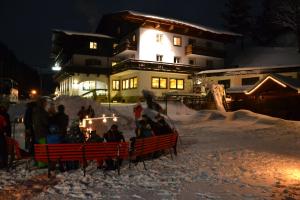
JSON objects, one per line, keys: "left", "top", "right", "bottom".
{"left": 197, "top": 64, "right": 300, "bottom": 75}
{"left": 119, "top": 10, "right": 242, "bottom": 37}
{"left": 53, "top": 29, "right": 115, "bottom": 39}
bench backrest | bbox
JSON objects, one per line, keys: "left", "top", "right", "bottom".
{"left": 133, "top": 133, "right": 178, "bottom": 156}
{"left": 34, "top": 142, "right": 129, "bottom": 162}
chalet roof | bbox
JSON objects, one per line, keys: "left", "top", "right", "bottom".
{"left": 53, "top": 29, "right": 115, "bottom": 39}
{"left": 124, "top": 10, "right": 241, "bottom": 36}
{"left": 245, "top": 74, "right": 300, "bottom": 95}
{"left": 102, "top": 10, "right": 241, "bottom": 37}
{"left": 197, "top": 65, "right": 300, "bottom": 75}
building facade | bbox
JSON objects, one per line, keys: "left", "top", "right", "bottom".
{"left": 52, "top": 11, "right": 240, "bottom": 102}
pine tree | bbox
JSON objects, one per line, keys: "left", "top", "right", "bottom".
{"left": 222, "top": 0, "right": 252, "bottom": 35}
{"left": 269, "top": 0, "right": 300, "bottom": 52}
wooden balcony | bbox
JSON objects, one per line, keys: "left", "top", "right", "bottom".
{"left": 111, "top": 59, "right": 205, "bottom": 74}
{"left": 113, "top": 42, "right": 137, "bottom": 55}
{"left": 185, "top": 44, "right": 225, "bottom": 58}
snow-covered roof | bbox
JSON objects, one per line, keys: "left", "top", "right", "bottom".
{"left": 53, "top": 29, "right": 115, "bottom": 39}
{"left": 226, "top": 86, "right": 253, "bottom": 94}
{"left": 197, "top": 64, "right": 300, "bottom": 75}
{"left": 116, "top": 10, "right": 242, "bottom": 37}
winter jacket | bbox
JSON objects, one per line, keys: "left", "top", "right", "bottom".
{"left": 133, "top": 104, "right": 143, "bottom": 119}
{"left": 103, "top": 130, "right": 125, "bottom": 142}
{"left": 32, "top": 106, "right": 50, "bottom": 140}
{"left": 53, "top": 111, "right": 69, "bottom": 136}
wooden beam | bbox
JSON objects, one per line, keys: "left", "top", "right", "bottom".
{"left": 169, "top": 25, "right": 174, "bottom": 31}
{"left": 155, "top": 23, "right": 160, "bottom": 29}
{"left": 184, "top": 28, "right": 189, "bottom": 34}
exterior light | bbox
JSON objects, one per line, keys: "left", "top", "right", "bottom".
{"left": 112, "top": 113, "right": 118, "bottom": 122}
{"left": 103, "top": 117, "right": 107, "bottom": 123}
{"left": 31, "top": 89, "right": 37, "bottom": 95}
{"left": 88, "top": 120, "right": 92, "bottom": 125}
{"left": 245, "top": 76, "right": 287, "bottom": 95}
{"left": 52, "top": 63, "right": 61, "bottom": 71}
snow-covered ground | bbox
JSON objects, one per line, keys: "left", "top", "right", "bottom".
{"left": 2, "top": 98, "right": 300, "bottom": 199}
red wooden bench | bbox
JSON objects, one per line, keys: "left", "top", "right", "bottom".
{"left": 129, "top": 133, "right": 178, "bottom": 169}
{"left": 34, "top": 142, "right": 129, "bottom": 177}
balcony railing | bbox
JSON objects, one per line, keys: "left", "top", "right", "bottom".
{"left": 113, "top": 42, "right": 137, "bottom": 56}
{"left": 111, "top": 59, "right": 205, "bottom": 74}
{"left": 185, "top": 44, "right": 225, "bottom": 58}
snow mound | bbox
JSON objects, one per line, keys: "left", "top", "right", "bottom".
{"left": 206, "top": 111, "right": 227, "bottom": 121}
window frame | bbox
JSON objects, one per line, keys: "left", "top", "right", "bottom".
{"left": 169, "top": 78, "right": 184, "bottom": 90}
{"left": 151, "top": 77, "right": 168, "bottom": 89}
{"left": 156, "top": 33, "right": 163, "bottom": 43}
{"left": 173, "top": 36, "right": 182, "bottom": 47}
{"left": 241, "top": 77, "right": 260, "bottom": 86}
{"left": 156, "top": 54, "right": 163, "bottom": 62}
{"left": 174, "top": 56, "right": 181, "bottom": 64}
{"left": 112, "top": 80, "right": 120, "bottom": 91}
{"left": 89, "top": 42, "right": 97, "bottom": 50}
{"left": 218, "top": 79, "right": 231, "bottom": 89}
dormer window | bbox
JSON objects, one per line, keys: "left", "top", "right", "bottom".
{"left": 89, "top": 42, "right": 97, "bottom": 49}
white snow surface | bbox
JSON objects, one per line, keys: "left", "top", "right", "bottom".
{"left": 2, "top": 97, "right": 300, "bottom": 199}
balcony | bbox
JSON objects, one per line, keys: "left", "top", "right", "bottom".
{"left": 113, "top": 42, "right": 137, "bottom": 56}
{"left": 111, "top": 59, "right": 205, "bottom": 74}
{"left": 185, "top": 44, "right": 225, "bottom": 58}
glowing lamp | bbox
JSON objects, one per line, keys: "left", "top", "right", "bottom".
{"left": 88, "top": 120, "right": 92, "bottom": 125}
{"left": 52, "top": 63, "right": 61, "bottom": 71}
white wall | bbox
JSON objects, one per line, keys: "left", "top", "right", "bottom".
{"left": 138, "top": 27, "right": 224, "bottom": 67}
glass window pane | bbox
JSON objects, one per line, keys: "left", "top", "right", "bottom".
{"left": 152, "top": 78, "right": 159, "bottom": 88}
{"left": 160, "top": 78, "right": 167, "bottom": 89}
{"left": 170, "top": 79, "right": 177, "bottom": 89}
{"left": 125, "top": 79, "right": 129, "bottom": 89}
{"left": 130, "top": 78, "right": 134, "bottom": 89}
{"left": 177, "top": 79, "right": 184, "bottom": 89}
{"left": 133, "top": 77, "right": 138, "bottom": 88}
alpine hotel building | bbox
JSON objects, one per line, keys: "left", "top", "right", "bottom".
{"left": 52, "top": 11, "right": 240, "bottom": 102}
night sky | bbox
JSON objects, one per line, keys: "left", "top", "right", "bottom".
{"left": 0, "top": 0, "right": 259, "bottom": 71}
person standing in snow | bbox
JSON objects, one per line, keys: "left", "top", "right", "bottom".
{"left": 53, "top": 105, "right": 69, "bottom": 139}
{"left": 86, "top": 105, "right": 95, "bottom": 118}
{"left": 0, "top": 113, "right": 8, "bottom": 169}
{"left": 0, "top": 105, "right": 11, "bottom": 137}
{"left": 77, "top": 106, "right": 86, "bottom": 121}
{"left": 133, "top": 101, "right": 143, "bottom": 128}
{"left": 103, "top": 124, "right": 125, "bottom": 170}
{"left": 24, "top": 102, "right": 37, "bottom": 155}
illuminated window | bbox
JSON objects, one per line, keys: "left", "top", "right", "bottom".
{"left": 173, "top": 36, "right": 182, "bottom": 46}
{"left": 112, "top": 62, "right": 117, "bottom": 66}
{"left": 152, "top": 77, "right": 167, "bottom": 89}
{"left": 174, "top": 57, "right": 181, "bottom": 64}
{"left": 170, "top": 78, "right": 184, "bottom": 90}
{"left": 112, "top": 80, "right": 120, "bottom": 91}
{"left": 132, "top": 34, "right": 136, "bottom": 42}
{"left": 89, "top": 42, "right": 97, "bottom": 49}
{"left": 113, "top": 43, "right": 118, "bottom": 49}
{"left": 156, "top": 54, "right": 163, "bottom": 62}
{"left": 82, "top": 81, "right": 95, "bottom": 91}
{"left": 129, "top": 77, "right": 138, "bottom": 89}
{"left": 122, "top": 79, "right": 131, "bottom": 90}
{"left": 156, "top": 34, "right": 163, "bottom": 43}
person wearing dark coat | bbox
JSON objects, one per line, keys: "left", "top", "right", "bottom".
{"left": 86, "top": 105, "right": 95, "bottom": 118}
{"left": 77, "top": 106, "right": 86, "bottom": 121}
{"left": 0, "top": 114, "right": 8, "bottom": 169}
{"left": 0, "top": 106, "right": 11, "bottom": 137}
{"left": 53, "top": 105, "right": 69, "bottom": 137}
{"left": 32, "top": 98, "right": 50, "bottom": 144}
{"left": 103, "top": 124, "right": 125, "bottom": 170}
{"left": 24, "top": 102, "right": 36, "bottom": 154}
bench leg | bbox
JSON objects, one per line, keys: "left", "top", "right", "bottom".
{"left": 170, "top": 149, "right": 174, "bottom": 160}
{"left": 117, "top": 159, "right": 120, "bottom": 175}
